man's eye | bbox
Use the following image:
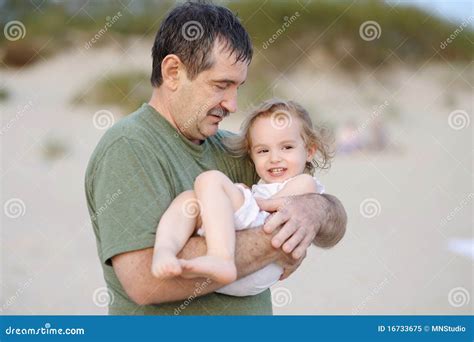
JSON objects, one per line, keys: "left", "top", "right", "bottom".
{"left": 215, "top": 84, "right": 226, "bottom": 90}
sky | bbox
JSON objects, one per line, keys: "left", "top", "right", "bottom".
{"left": 387, "top": 0, "right": 474, "bottom": 27}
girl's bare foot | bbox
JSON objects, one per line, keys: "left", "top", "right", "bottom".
{"left": 179, "top": 256, "right": 237, "bottom": 284}
{"left": 152, "top": 251, "right": 182, "bottom": 279}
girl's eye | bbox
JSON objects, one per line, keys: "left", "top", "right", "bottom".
{"left": 257, "top": 149, "right": 269, "bottom": 154}
{"left": 283, "top": 145, "right": 294, "bottom": 150}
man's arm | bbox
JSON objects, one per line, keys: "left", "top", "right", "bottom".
{"left": 112, "top": 227, "right": 296, "bottom": 306}
{"left": 272, "top": 174, "right": 319, "bottom": 198}
{"left": 315, "top": 193, "right": 347, "bottom": 248}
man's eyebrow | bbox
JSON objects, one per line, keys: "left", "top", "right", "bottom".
{"left": 213, "top": 79, "right": 246, "bottom": 86}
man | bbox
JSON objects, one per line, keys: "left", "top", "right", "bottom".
{"left": 85, "top": 1, "right": 346, "bottom": 315}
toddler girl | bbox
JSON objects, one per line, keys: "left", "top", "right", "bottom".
{"left": 152, "top": 98, "right": 331, "bottom": 296}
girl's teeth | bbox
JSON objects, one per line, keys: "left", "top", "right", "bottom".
{"left": 270, "top": 168, "right": 284, "bottom": 173}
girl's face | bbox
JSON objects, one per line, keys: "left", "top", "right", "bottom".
{"left": 249, "top": 114, "right": 315, "bottom": 183}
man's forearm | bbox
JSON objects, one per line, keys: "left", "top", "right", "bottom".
{"left": 313, "top": 193, "right": 347, "bottom": 248}
{"left": 115, "top": 227, "right": 277, "bottom": 305}
{"left": 179, "top": 227, "right": 277, "bottom": 278}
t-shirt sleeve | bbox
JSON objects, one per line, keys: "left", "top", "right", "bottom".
{"left": 91, "top": 137, "right": 174, "bottom": 266}
{"left": 236, "top": 156, "right": 259, "bottom": 186}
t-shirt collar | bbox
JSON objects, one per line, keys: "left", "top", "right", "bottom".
{"left": 143, "top": 103, "right": 209, "bottom": 156}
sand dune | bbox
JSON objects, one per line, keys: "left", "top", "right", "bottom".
{"left": 1, "top": 42, "right": 472, "bottom": 315}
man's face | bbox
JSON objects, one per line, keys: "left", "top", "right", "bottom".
{"left": 173, "top": 41, "right": 248, "bottom": 142}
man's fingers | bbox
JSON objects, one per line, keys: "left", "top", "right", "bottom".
{"left": 280, "top": 270, "right": 290, "bottom": 280}
{"left": 282, "top": 228, "right": 306, "bottom": 254}
{"left": 271, "top": 219, "right": 297, "bottom": 248}
{"left": 263, "top": 209, "right": 290, "bottom": 234}
{"left": 279, "top": 252, "right": 306, "bottom": 280}
{"left": 279, "top": 264, "right": 296, "bottom": 280}
{"left": 291, "top": 235, "right": 312, "bottom": 259}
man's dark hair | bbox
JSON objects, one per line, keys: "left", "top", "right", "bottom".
{"left": 151, "top": 1, "right": 253, "bottom": 87}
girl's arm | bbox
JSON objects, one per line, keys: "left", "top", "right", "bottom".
{"left": 271, "top": 174, "right": 319, "bottom": 198}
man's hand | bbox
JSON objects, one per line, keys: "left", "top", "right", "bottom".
{"left": 276, "top": 250, "right": 307, "bottom": 280}
{"left": 257, "top": 193, "right": 346, "bottom": 260}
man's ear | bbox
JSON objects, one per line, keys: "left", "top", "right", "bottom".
{"left": 161, "top": 54, "right": 183, "bottom": 91}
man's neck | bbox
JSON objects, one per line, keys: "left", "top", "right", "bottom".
{"left": 148, "top": 88, "right": 178, "bottom": 129}
{"left": 148, "top": 88, "right": 203, "bottom": 146}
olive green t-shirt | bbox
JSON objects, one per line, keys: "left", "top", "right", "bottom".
{"left": 85, "top": 103, "right": 272, "bottom": 315}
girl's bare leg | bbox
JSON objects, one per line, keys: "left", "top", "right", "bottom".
{"left": 152, "top": 190, "right": 199, "bottom": 279}
{"left": 180, "top": 171, "right": 244, "bottom": 284}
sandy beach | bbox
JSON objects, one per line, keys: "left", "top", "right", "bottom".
{"left": 1, "top": 38, "right": 472, "bottom": 315}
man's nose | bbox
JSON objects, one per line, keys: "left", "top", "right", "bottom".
{"left": 221, "top": 91, "right": 238, "bottom": 114}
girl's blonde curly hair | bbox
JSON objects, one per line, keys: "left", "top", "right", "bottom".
{"left": 224, "top": 98, "right": 333, "bottom": 174}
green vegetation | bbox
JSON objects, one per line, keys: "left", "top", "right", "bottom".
{"left": 0, "top": 1, "right": 173, "bottom": 68}
{"left": 73, "top": 72, "right": 150, "bottom": 112}
{"left": 0, "top": 88, "right": 8, "bottom": 101}
{"left": 3, "top": 0, "right": 471, "bottom": 109}
{"left": 232, "top": 1, "right": 472, "bottom": 68}
{"left": 2, "top": 0, "right": 472, "bottom": 67}
{"left": 41, "top": 137, "right": 70, "bottom": 161}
